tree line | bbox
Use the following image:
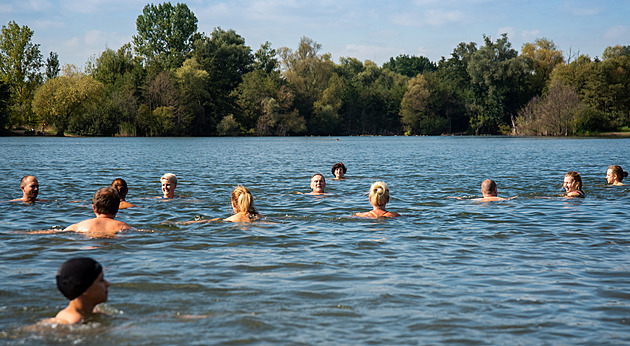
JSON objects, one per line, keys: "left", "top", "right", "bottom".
{"left": 1, "top": 2, "right": 629, "bottom": 137}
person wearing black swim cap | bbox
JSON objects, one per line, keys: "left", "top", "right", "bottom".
{"left": 47, "top": 257, "right": 110, "bottom": 324}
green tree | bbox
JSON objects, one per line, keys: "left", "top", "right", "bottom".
{"left": 521, "top": 38, "right": 564, "bottom": 96}
{"left": 133, "top": 2, "right": 199, "bottom": 69}
{"left": 174, "top": 58, "right": 209, "bottom": 135}
{"left": 45, "top": 51, "right": 60, "bottom": 80}
{"left": 32, "top": 65, "right": 105, "bottom": 135}
{"left": 193, "top": 28, "right": 253, "bottom": 134}
{"left": 400, "top": 74, "right": 430, "bottom": 134}
{"left": 235, "top": 69, "right": 284, "bottom": 133}
{"left": 0, "top": 80, "right": 10, "bottom": 131}
{"left": 279, "top": 36, "right": 335, "bottom": 132}
{"left": 256, "top": 85, "right": 306, "bottom": 135}
{"left": 383, "top": 54, "right": 437, "bottom": 77}
{"left": 435, "top": 41, "right": 478, "bottom": 133}
{"left": 253, "top": 41, "right": 278, "bottom": 74}
{"left": 0, "top": 21, "right": 43, "bottom": 127}
{"left": 89, "top": 44, "right": 146, "bottom": 133}
{"left": 467, "top": 34, "right": 532, "bottom": 134}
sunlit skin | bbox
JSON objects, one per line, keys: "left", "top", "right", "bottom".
{"left": 354, "top": 195, "right": 401, "bottom": 218}
{"left": 48, "top": 272, "right": 109, "bottom": 325}
{"left": 563, "top": 175, "right": 582, "bottom": 197}
{"left": 310, "top": 174, "right": 326, "bottom": 194}
{"left": 161, "top": 178, "right": 176, "bottom": 198}
{"left": 17, "top": 176, "right": 40, "bottom": 203}
{"left": 606, "top": 168, "right": 624, "bottom": 186}
{"left": 333, "top": 167, "right": 345, "bottom": 180}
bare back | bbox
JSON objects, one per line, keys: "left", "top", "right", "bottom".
{"left": 64, "top": 217, "right": 134, "bottom": 237}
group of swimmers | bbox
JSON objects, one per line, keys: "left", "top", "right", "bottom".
{"left": 11, "top": 163, "right": 628, "bottom": 325}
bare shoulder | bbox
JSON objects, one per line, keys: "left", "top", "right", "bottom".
{"left": 353, "top": 212, "right": 373, "bottom": 218}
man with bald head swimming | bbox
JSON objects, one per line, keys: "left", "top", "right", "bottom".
{"left": 478, "top": 179, "right": 510, "bottom": 202}
{"left": 11, "top": 175, "right": 46, "bottom": 203}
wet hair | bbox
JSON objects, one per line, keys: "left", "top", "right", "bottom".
{"left": 111, "top": 178, "right": 128, "bottom": 199}
{"left": 231, "top": 186, "right": 259, "bottom": 217}
{"left": 481, "top": 179, "right": 497, "bottom": 195}
{"left": 608, "top": 165, "right": 628, "bottom": 182}
{"left": 56, "top": 257, "right": 103, "bottom": 300}
{"left": 369, "top": 181, "right": 390, "bottom": 207}
{"left": 331, "top": 162, "right": 347, "bottom": 176}
{"left": 20, "top": 175, "right": 36, "bottom": 187}
{"left": 565, "top": 171, "right": 583, "bottom": 191}
{"left": 93, "top": 187, "right": 120, "bottom": 215}
{"left": 161, "top": 173, "right": 177, "bottom": 185}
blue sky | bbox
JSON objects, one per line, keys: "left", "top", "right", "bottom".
{"left": 1, "top": 0, "right": 629, "bottom": 69}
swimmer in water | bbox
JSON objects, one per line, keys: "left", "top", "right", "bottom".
{"left": 476, "top": 179, "right": 514, "bottom": 202}
{"left": 160, "top": 173, "right": 178, "bottom": 199}
{"left": 354, "top": 181, "right": 401, "bottom": 218}
{"left": 309, "top": 173, "right": 326, "bottom": 195}
{"left": 563, "top": 171, "right": 585, "bottom": 198}
{"left": 11, "top": 175, "right": 47, "bottom": 203}
{"left": 225, "top": 186, "right": 263, "bottom": 222}
{"left": 64, "top": 187, "right": 134, "bottom": 237}
{"left": 606, "top": 165, "right": 628, "bottom": 186}
{"left": 43, "top": 257, "right": 109, "bottom": 324}
{"left": 112, "top": 178, "right": 137, "bottom": 209}
{"left": 331, "top": 162, "right": 347, "bottom": 180}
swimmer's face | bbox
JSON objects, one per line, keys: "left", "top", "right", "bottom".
{"left": 606, "top": 168, "right": 616, "bottom": 184}
{"left": 334, "top": 167, "right": 344, "bottom": 179}
{"left": 563, "top": 175, "right": 575, "bottom": 192}
{"left": 21, "top": 177, "right": 39, "bottom": 200}
{"left": 161, "top": 178, "right": 176, "bottom": 198}
{"left": 311, "top": 175, "right": 326, "bottom": 194}
{"left": 83, "top": 272, "right": 109, "bottom": 304}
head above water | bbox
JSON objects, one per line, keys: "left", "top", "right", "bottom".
{"left": 331, "top": 162, "right": 347, "bottom": 178}
{"left": 481, "top": 179, "right": 498, "bottom": 197}
{"left": 231, "top": 186, "right": 258, "bottom": 215}
{"left": 310, "top": 173, "right": 326, "bottom": 194}
{"left": 56, "top": 257, "right": 103, "bottom": 300}
{"left": 111, "top": 178, "right": 128, "bottom": 199}
{"left": 369, "top": 181, "right": 390, "bottom": 207}
{"left": 20, "top": 175, "right": 39, "bottom": 201}
{"left": 93, "top": 187, "right": 120, "bottom": 215}
{"left": 607, "top": 165, "right": 628, "bottom": 184}
{"left": 161, "top": 173, "right": 177, "bottom": 198}
{"left": 563, "top": 171, "right": 583, "bottom": 192}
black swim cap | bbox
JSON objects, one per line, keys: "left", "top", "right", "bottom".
{"left": 56, "top": 257, "right": 103, "bottom": 300}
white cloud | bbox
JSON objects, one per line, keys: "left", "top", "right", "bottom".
{"left": 604, "top": 25, "right": 630, "bottom": 40}
{"left": 559, "top": 1, "right": 601, "bottom": 16}
{"left": 520, "top": 30, "right": 541, "bottom": 41}
{"left": 390, "top": 8, "right": 464, "bottom": 27}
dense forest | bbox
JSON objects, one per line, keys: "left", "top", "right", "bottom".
{"left": 1, "top": 2, "right": 629, "bottom": 136}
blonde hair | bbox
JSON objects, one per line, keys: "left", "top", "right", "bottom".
{"left": 565, "top": 171, "right": 583, "bottom": 191}
{"left": 161, "top": 173, "right": 177, "bottom": 185}
{"left": 369, "top": 181, "right": 390, "bottom": 206}
{"left": 231, "top": 186, "right": 259, "bottom": 216}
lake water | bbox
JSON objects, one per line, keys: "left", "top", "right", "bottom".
{"left": 0, "top": 136, "right": 629, "bottom": 344}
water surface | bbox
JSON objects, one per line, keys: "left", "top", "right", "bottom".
{"left": 1, "top": 136, "right": 629, "bottom": 344}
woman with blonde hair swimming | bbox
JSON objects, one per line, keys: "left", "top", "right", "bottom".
{"left": 563, "top": 171, "right": 585, "bottom": 198}
{"left": 225, "top": 186, "right": 263, "bottom": 222}
{"left": 606, "top": 165, "right": 628, "bottom": 186}
{"left": 354, "top": 181, "right": 401, "bottom": 218}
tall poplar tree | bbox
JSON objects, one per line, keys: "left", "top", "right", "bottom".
{"left": 0, "top": 21, "right": 43, "bottom": 127}
{"left": 133, "top": 2, "right": 199, "bottom": 69}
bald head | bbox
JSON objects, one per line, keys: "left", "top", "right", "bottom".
{"left": 20, "top": 175, "right": 39, "bottom": 202}
{"left": 481, "top": 179, "right": 497, "bottom": 197}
